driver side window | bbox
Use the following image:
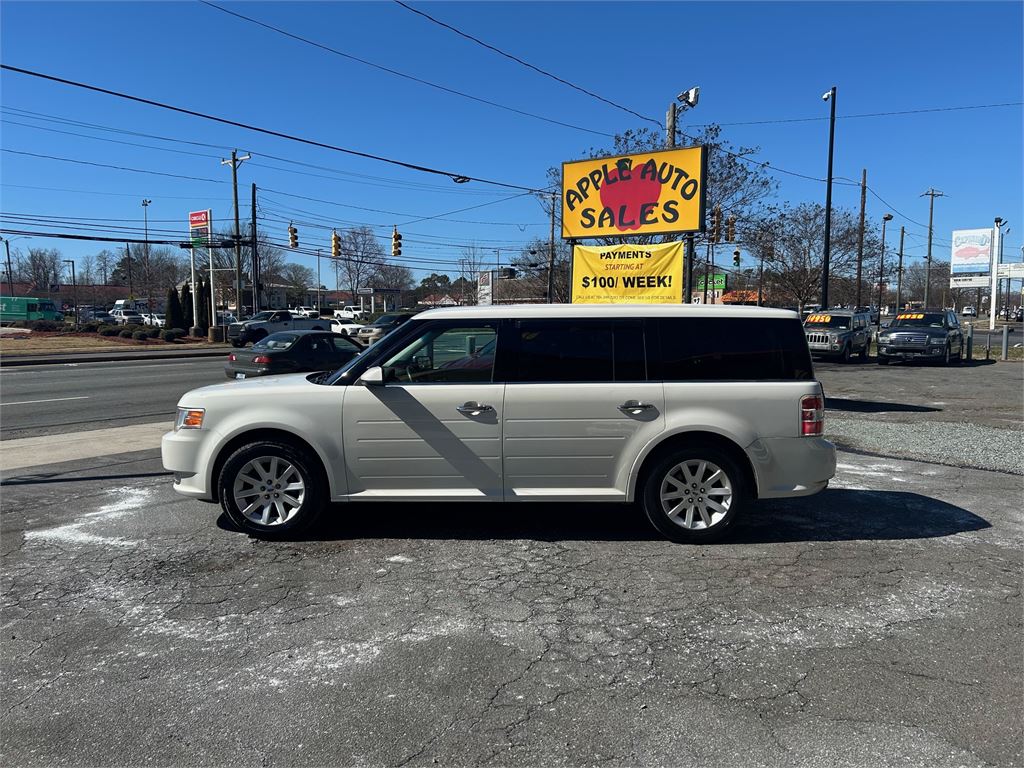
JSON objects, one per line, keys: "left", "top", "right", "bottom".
{"left": 381, "top": 323, "right": 498, "bottom": 383}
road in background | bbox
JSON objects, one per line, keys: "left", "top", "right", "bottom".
{"left": 0, "top": 358, "right": 226, "bottom": 439}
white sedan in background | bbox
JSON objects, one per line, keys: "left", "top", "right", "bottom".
{"left": 143, "top": 313, "right": 166, "bottom": 327}
{"left": 329, "top": 318, "right": 363, "bottom": 338}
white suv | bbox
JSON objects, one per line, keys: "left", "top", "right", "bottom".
{"left": 162, "top": 304, "right": 835, "bottom": 543}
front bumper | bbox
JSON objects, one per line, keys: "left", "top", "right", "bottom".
{"left": 747, "top": 436, "right": 836, "bottom": 498}
{"left": 161, "top": 428, "right": 215, "bottom": 500}
{"left": 877, "top": 344, "right": 945, "bottom": 360}
{"left": 807, "top": 341, "right": 845, "bottom": 356}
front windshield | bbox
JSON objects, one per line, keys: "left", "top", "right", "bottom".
{"left": 374, "top": 313, "right": 406, "bottom": 326}
{"left": 253, "top": 334, "right": 298, "bottom": 350}
{"left": 248, "top": 311, "right": 274, "bottom": 322}
{"left": 890, "top": 312, "right": 945, "bottom": 329}
{"left": 804, "top": 314, "right": 851, "bottom": 330}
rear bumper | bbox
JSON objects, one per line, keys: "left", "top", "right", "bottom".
{"left": 747, "top": 436, "right": 836, "bottom": 498}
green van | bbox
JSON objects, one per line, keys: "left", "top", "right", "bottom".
{"left": 0, "top": 296, "right": 64, "bottom": 326}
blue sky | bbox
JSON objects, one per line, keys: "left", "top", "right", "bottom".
{"left": 1, "top": 0, "right": 1021, "bottom": 284}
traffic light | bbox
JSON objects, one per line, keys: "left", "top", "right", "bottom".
{"left": 726, "top": 215, "right": 736, "bottom": 243}
{"left": 391, "top": 227, "right": 402, "bottom": 257}
{"left": 288, "top": 224, "right": 298, "bottom": 249}
{"left": 733, "top": 249, "right": 741, "bottom": 267}
{"left": 331, "top": 230, "right": 341, "bottom": 259}
{"left": 710, "top": 206, "right": 721, "bottom": 243}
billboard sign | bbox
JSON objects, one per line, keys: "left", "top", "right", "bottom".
{"left": 571, "top": 241, "right": 683, "bottom": 304}
{"left": 562, "top": 146, "right": 706, "bottom": 239}
{"left": 951, "top": 229, "right": 992, "bottom": 274}
{"left": 188, "top": 210, "right": 213, "bottom": 247}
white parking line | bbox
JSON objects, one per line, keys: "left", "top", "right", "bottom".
{"left": 0, "top": 396, "right": 90, "bottom": 407}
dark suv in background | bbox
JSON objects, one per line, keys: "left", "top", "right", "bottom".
{"left": 876, "top": 309, "right": 964, "bottom": 365}
{"left": 355, "top": 311, "right": 418, "bottom": 345}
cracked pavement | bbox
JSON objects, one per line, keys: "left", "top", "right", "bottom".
{"left": 1, "top": 363, "right": 1022, "bottom": 767}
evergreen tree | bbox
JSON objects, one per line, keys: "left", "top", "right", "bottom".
{"left": 196, "top": 278, "right": 210, "bottom": 334}
{"left": 166, "top": 287, "right": 185, "bottom": 330}
{"left": 180, "top": 282, "right": 193, "bottom": 329}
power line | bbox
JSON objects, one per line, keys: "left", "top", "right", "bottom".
{"left": 0, "top": 64, "right": 546, "bottom": 193}
{"left": 391, "top": 0, "right": 659, "bottom": 128}
{"left": 692, "top": 101, "right": 1024, "bottom": 127}
{"left": 197, "top": 1, "right": 612, "bottom": 139}
{"left": 1, "top": 148, "right": 226, "bottom": 183}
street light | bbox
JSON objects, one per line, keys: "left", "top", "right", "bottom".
{"left": 820, "top": 86, "right": 837, "bottom": 309}
{"left": 668, "top": 85, "right": 700, "bottom": 303}
{"left": 141, "top": 199, "right": 152, "bottom": 311}
{"left": 878, "top": 214, "right": 893, "bottom": 328}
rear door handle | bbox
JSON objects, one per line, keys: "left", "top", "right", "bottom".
{"left": 457, "top": 402, "right": 494, "bottom": 416}
{"left": 618, "top": 400, "right": 655, "bottom": 415}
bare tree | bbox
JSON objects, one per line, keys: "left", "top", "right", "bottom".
{"left": 94, "top": 249, "right": 116, "bottom": 285}
{"left": 280, "top": 263, "right": 315, "bottom": 305}
{"left": 337, "top": 226, "right": 386, "bottom": 300}
{"left": 16, "top": 247, "right": 63, "bottom": 291}
{"left": 77, "top": 254, "right": 95, "bottom": 286}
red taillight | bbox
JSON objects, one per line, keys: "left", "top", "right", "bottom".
{"left": 800, "top": 394, "right": 824, "bottom": 436}
{"left": 227, "top": 353, "right": 236, "bottom": 361}
{"left": 252, "top": 355, "right": 271, "bottom": 364}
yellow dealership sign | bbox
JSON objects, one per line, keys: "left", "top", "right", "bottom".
{"left": 571, "top": 241, "right": 684, "bottom": 304}
{"left": 562, "top": 146, "right": 706, "bottom": 239}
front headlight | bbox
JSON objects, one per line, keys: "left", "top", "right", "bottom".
{"left": 174, "top": 407, "right": 205, "bottom": 431}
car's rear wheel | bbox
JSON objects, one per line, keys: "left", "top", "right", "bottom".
{"left": 641, "top": 446, "right": 749, "bottom": 544}
{"left": 218, "top": 440, "right": 326, "bottom": 537}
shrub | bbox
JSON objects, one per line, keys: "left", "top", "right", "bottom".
{"left": 27, "top": 320, "right": 61, "bottom": 332}
{"left": 161, "top": 330, "right": 178, "bottom": 342}
{"left": 147, "top": 327, "right": 161, "bottom": 338}
{"left": 119, "top": 329, "right": 133, "bottom": 338}
{"left": 99, "top": 326, "right": 120, "bottom": 337}
{"left": 168, "top": 327, "right": 187, "bottom": 339}
{"left": 132, "top": 330, "right": 149, "bottom": 341}
{"left": 80, "top": 322, "right": 101, "bottom": 333}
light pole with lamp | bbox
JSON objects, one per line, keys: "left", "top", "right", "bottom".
{"left": 820, "top": 86, "right": 837, "bottom": 309}
{"left": 990, "top": 218, "right": 1007, "bottom": 330}
{"left": 63, "top": 259, "right": 78, "bottom": 326}
{"left": 877, "top": 214, "right": 893, "bottom": 328}
{"left": 668, "top": 86, "right": 699, "bottom": 302}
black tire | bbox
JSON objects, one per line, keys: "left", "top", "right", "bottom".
{"left": 858, "top": 342, "right": 868, "bottom": 360}
{"left": 840, "top": 343, "right": 852, "bottom": 364}
{"left": 218, "top": 439, "right": 327, "bottom": 538}
{"left": 640, "top": 444, "right": 750, "bottom": 544}
{"left": 877, "top": 356, "right": 889, "bottom": 365}
{"left": 940, "top": 343, "right": 951, "bottom": 366}
{"left": 230, "top": 339, "right": 244, "bottom": 348}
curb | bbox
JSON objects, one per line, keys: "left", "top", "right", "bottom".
{"left": 0, "top": 347, "right": 229, "bottom": 367}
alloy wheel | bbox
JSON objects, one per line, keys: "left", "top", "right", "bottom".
{"left": 659, "top": 459, "right": 733, "bottom": 530}
{"left": 232, "top": 456, "right": 306, "bottom": 527}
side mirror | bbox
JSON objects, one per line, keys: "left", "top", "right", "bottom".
{"left": 359, "top": 366, "right": 384, "bottom": 386}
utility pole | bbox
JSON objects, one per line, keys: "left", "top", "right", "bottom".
{"left": 667, "top": 92, "right": 699, "bottom": 304}
{"left": 316, "top": 248, "right": 322, "bottom": 315}
{"left": 63, "top": 259, "right": 77, "bottom": 326}
{"left": 990, "top": 218, "right": 1005, "bottom": 330}
{"left": 125, "top": 242, "right": 133, "bottom": 297}
{"left": 855, "top": 168, "right": 867, "bottom": 308}
{"left": 921, "top": 188, "right": 944, "bottom": 307}
{"left": 3, "top": 238, "right": 13, "bottom": 297}
{"left": 221, "top": 150, "right": 251, "bottom": 317}
{"left": 546, "top": 192, "right": 556, "bottom": 303}
{"left": 250, "top": 182, "right": 259, "bottom": 315}
{"left": 877, "top": 214, "right": 893, "bottom": 328}
{"left": 895, "top": 226, "right": 905, "bottom": 312}
{"left": 821, "top": 86, "right": 837, "bottom": 310}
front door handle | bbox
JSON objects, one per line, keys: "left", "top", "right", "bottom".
{"left": 457, "top": 402, "right": 494, "bottom": 416}
{"left": 618, "top": 400, "right": 655, "bottom": 415}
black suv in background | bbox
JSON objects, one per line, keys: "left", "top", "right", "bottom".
{"left": 876, "top": 309, "right": 964, "bottom": 365}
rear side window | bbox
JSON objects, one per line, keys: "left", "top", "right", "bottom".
{"left": 511, "top": 319, "right": 645, "bottom": 383}
{"left": 655, "top": 317, "right": 813, "bottom": 381}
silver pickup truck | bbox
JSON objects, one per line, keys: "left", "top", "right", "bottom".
{"left": 227, "top": 310, "right": 328, "bottom": 347}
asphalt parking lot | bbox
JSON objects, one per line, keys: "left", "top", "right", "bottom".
{"left": 2, "top": 361, "right": 1022, "bottom": 767}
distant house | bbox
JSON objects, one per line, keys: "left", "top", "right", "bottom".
{"left": 417, "top": 294, "right": 459, "bottom": 307}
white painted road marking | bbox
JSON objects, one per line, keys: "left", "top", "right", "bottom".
{"left": 0, "top": 396, "right": 90, "bottom": 407}
{"left": 0, "top": 421, "right": 169, "bottom": 471}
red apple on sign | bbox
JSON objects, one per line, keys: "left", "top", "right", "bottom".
{"left": 598, "top": 158, "right": 663, "bottom": 231}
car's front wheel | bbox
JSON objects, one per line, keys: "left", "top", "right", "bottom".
{"left": 218, "top": 440, "right": 326, "bottom": 537}
{"left": 641, "top": 446, "right": 749, "bottom": 544}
